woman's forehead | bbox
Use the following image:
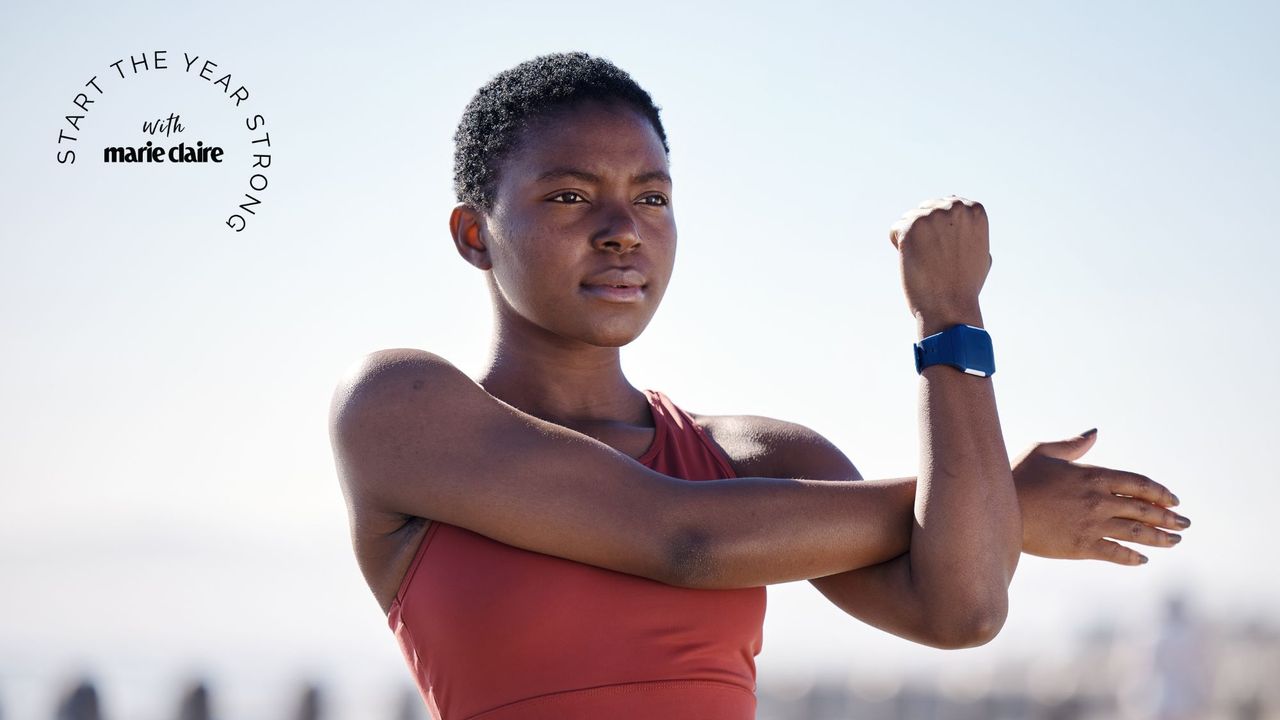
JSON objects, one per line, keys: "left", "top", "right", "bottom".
{"left": 506, "top": 102, "right": 669, "bottom": 180}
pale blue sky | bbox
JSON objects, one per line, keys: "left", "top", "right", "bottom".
{"left": 2, "top": 1, "right": 1277, "bottom": 717}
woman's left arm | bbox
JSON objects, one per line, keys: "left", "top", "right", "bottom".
{"left": 759, "top": 420, "right": 1190, "bottom": 649}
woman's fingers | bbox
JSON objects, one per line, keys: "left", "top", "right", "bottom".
{"left": 1084, "top": 464, "right": 1179, "bottom": 507}
{"left": 1101, "top": 518, "right": 1182, "bottom": 549}
{"left": 1091, "top": 538, "right": 1148, "bottom": 566}
{"left": 1083, "top": 497, "right": 1189, "bottom": 567}
{"left": 1106, "top": 496, "right": 1191, "bottom": 530}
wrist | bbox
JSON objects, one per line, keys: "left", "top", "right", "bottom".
{"left": 915, "top": 306, "right": 984, "bottom": 340}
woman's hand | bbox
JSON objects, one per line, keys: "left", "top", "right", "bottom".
{"left": 888, "top": 195, "right": 993, "bottom": 325}
{"left": 1013, "top": 429, "right": 1191, "bottom": 565}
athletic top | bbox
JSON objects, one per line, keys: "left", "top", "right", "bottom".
{"left": 386, "top": 388, "right": 767, "bottom": 719}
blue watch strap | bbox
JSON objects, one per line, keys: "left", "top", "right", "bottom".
{"left": 913, "top": 324, "right": 996, "bottom": 377}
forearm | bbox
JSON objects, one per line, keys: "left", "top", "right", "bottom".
{"left": 810, "top": 552, "right": 957, "bottom": 648}
{"left": 669, "top": 317, "right": 1017, "bottom": 603}
{"left": 906, "top": 309, "right": 1021, "bottom": 638}
{"left": 672, "top": 475, "right": 918, "bottom": 587}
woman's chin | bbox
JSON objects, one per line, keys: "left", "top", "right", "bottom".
{"left": 573, "top": 320, "right": 649, "bottom": 348}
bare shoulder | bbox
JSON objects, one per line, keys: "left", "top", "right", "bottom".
{"left": 327, "top": 348, "right": 486, "bottom": 613}
{"left": 330, "top": 348, "right": 468, "bottom": 422}
{"left": 329, "top": 348, "right": 481, "bottom": 458}
{"left": 328, "top": 348, "right": 474, "bottom": 525}
{"left": 689, "top": 410, "right": 863, "bottom": 482}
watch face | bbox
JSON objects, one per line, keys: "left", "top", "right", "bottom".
{"left": 915, "top": 324, "right": 995, "bottom": 376}
{"left": 956, "top": 325, "right": 995, "bottom": 375}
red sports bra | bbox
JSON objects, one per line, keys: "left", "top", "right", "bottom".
{"left": 386, "top": 388, "right": 767, "bottom": 719}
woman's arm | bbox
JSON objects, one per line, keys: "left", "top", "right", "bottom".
{"left": 912, "top": 304, "right": 1022, "bottom": 643}
{"left": 330, "top": 349, "right": 924, "bottom": 589}
{"left": 679, "top": 306, "right": 1020, "bottom": 646}
{"left": 744, "top": 418, "right": 1187, "bottom": 649}
{"left": 690, "top": 197, "right": 1022, "bottom": 644}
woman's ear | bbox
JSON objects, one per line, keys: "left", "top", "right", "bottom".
{"left": 450, "top": 203, "right": 492, "bottom": 270}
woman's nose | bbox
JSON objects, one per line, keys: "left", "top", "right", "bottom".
{"left": 592, "top": 205, "right": 642, "bottom": 253}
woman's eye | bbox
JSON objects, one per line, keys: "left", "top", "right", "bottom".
{"left": 640, "top": 194, "right": 669, "bottom": 206}
{"left": 549, "top": 191, "right": 585, "bottom": 203}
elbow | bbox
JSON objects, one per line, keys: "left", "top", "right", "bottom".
{"left": 664, "top": 526, "right": 719, "bottom": 589}
{"left": 923, "top": 597, "right": 1008, "bottom": 650}
{"left": 941, "top": 611, "right": 1007, "bottom": 649}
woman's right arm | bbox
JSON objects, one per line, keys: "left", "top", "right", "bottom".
{"left": 328, "top": 348, "right": 918, "bottom": 588}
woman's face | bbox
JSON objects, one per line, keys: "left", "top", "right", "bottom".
{"left": 463, "top": 100, "right": 677, "bottom": 348}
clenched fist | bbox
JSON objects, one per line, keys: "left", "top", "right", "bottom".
{"left": 889, "top": 196, "right": 994, "bottom": 327}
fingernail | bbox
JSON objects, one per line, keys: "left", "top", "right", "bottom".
{"left": 1139, "top": 556, "right": 1149, "bottom": 564}
{"left": 1081, "top": 428, "right": 1098, "bottom": 437}
{"left": 1172, "top": 494, "right": 1181, "bottom": 506}
{"left": 1170, "top": 534, "right": 1182, "bottom": 544}
{"left": 1177, "top": 516, "right": 1191, "bottom": 528}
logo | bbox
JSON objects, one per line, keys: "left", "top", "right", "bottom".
{"left": 55, "top": 50, "right": 274, "bottom": 232}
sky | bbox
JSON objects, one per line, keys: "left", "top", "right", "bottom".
{"left": 1, "top": 1, "right": 1277, "bottom": 718}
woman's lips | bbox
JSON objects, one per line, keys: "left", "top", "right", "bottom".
{"left": 580, "top": 284, "right": 646, "bottom": 303}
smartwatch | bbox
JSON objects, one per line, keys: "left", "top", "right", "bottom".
{"left": 914, "top": 324, "right": 996, "bottom": 377}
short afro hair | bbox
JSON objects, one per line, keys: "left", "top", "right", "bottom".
{"left": 452, "top": 51, "right": 670, "bottom": 212}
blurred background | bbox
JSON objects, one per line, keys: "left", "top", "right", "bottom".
{"left": 2, "top": 1, "right": 1276, "bottom": 718}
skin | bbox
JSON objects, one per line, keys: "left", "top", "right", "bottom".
{"left": 881, "top": 196, "right": 1024, "bottom": 639}
{"left": 457, "top": 99, "right": 677, "bottom": 441}
{"left": 329, "top": 99, "right": 1191, "bottom": 651}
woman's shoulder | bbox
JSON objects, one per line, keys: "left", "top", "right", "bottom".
{"left": 334, "top": 347, "right": 459, "bottom": 388}
{"left": 690, "top": 409, "right": 861, "bottom": 482}
{"left": 330, "top": 348, "right": 480, "bottom": 418}
{"left": 327, "top": 346, "right": 486, "bottom": 526}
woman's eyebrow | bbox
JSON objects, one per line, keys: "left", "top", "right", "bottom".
{"left": 534, "top": 167, "right": 672, "bottom": 185}
{"left": 632, "top": 169, "right": 672, "bottom": 185}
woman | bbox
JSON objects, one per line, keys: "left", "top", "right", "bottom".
{"left": 328, "top": 52, "right": 1190, "bottom": 719}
